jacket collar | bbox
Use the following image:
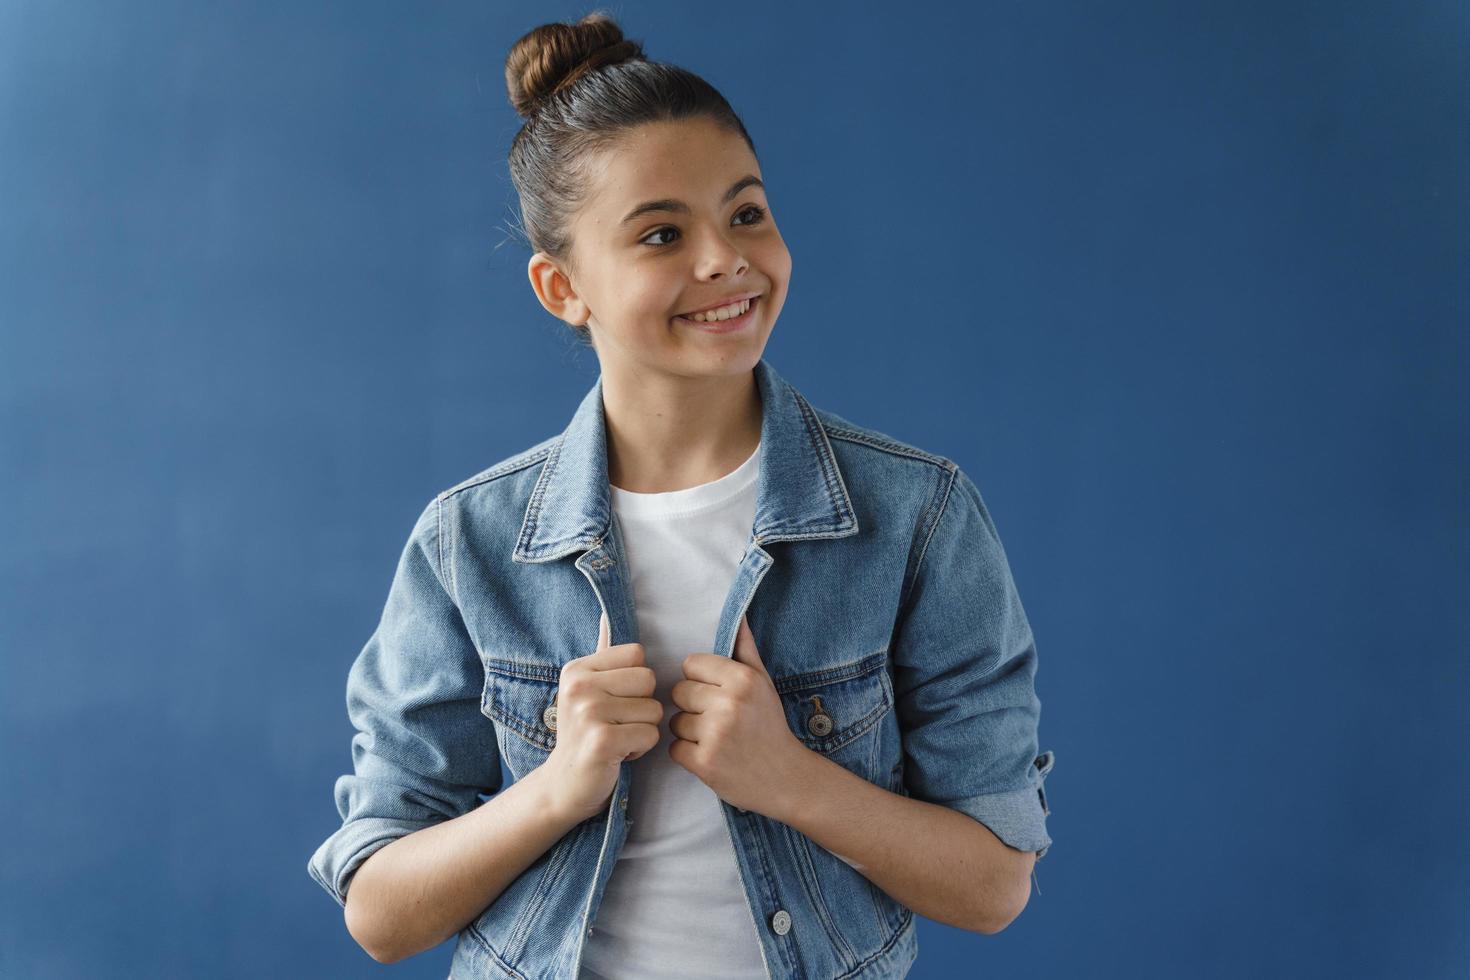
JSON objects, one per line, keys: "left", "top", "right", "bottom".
{"left": 512, "top": 357, "right": 858, "bottom": 563}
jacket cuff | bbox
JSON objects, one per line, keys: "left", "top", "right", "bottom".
{"left": 946, "top": 750, "right": 1056, "bottom": 859}
{"left": 307, "top": 815, "right": 428, "bottom": 908}
{"left": 948, "top": 787, "right": 1052, "bottom": 859}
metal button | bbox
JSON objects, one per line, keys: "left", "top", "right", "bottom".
{"left": 588, "top": 555, "right": 616, "bottom": 570}
{"left": 619, "top": 796, "right": 627, "bottom": 810}
{"left": 805, "top": 695, "right": 834, "bottom": 738}
{"left": 543, "top": 703, "right": 558, "bottom": 732}
{"left": 770, "top": 909, "right": 791, "bottom": 935}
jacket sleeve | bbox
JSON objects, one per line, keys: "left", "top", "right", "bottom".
{"left": 307, "top": 495, "right": 504, "bottom": 908}
{"left": 890, "top": 464, "right": 1055, "bottom": 858}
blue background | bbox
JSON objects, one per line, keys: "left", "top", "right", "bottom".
{"left": 3, "top": 2, "right": 1466, "bottom": 977}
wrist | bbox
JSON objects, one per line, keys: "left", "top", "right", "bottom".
{"left": 529, "top": 756, "right": 606, "bottom": 827}
{"left": 768, "top": 739, "right": 820, "bottom": 824}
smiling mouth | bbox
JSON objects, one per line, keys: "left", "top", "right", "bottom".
{"left": 674, "top": 293, "right": 761, "bottom": 322}
{"left": 673, "top": 295, "right": 760, "bottom": 332}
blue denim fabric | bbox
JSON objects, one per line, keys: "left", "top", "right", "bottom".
{"left": 307, "top": 357, "right": 1055, "bottom": 979}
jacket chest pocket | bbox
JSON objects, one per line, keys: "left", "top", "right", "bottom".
{"left": 774, "top": 649, "right": 893, "bottom": 785}
{"left": 479, "top": 657, "right": 560, "bottom": 780}
{"left": 772, "top": 648, "right": 904, "bottom": 962}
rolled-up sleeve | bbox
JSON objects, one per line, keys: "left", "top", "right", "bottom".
{"left": 891, "top": 464, "right": 1055, "bottom": 859}
{"left": 307, "top": 495, "right": 504, "bottom": 908}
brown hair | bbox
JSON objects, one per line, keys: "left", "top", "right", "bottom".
{"left": 503, "top": 10, "right": 758, "bottom": 345}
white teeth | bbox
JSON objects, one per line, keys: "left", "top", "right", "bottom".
{"left": 683, "top": 298, "right": 751, "bottom": 322}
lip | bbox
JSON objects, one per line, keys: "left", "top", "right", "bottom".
{"left": 674, "top": 295, "right": 760, "bottom": 334}
{"left": 674, "top": 292, "right": 762, "bottom": 318}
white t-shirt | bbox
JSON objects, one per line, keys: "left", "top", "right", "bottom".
{"left": 578, "top": 439, "right": 769, "bottom": 980}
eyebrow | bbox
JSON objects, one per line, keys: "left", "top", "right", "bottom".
{"left": 618, "top": 175, "right": 765, "bottom": 225}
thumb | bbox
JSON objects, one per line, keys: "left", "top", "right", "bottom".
{"left": 597, "top": 608, "right": 611, "bottom": 653}
{"left": 731, "top": 613, "right": 767, "bottom": 676}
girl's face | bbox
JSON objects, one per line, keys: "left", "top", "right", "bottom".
{"left": 530, "top": 115, "right": 791, "bottom": 381}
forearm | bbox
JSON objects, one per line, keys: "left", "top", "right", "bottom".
{"left": 767, "top": 748, "right": 1031, "bottom": 934}
{"left": 344, "top": 763, "right": 590, "bottom": 963}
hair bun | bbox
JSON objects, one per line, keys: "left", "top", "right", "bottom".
{"left": 504, "top": 12, "right": 645, "bottom": 119}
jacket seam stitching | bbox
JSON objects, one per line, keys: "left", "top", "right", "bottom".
{"left": 915, "top": 467, "right": 961, "bottom": 581}
{"left": 774, "top": 649, "right": 889, "bottom": 692}
{"left": 899, "top": 463, "right": 959, "bottom": 612}
{"left": 822, "top": 424, "right": 950, "bottom": 467}
{"left": 790, "top": 383, "right": 852, "bottom": 523}
{"left": 435, "top": 495, "right": 446, "bottom": 591}
{"left": 437, "top": 495, "right": 464, "bottom": 609}
{"left": 515, "top": 436, "right": 564, "bottom": 557}
{"left": 441, "top": 439, "right": 558, "bottom": 501}
{"left": 463, "top": 923, "right": 529, "bottom": 980}
{"left": 449, "top": 498, "right": 462, "bottom": 608}
{"left": 783, "top": 823, "right": 861, "bottom": 966}
{"left": 833, "top": 904, "right": 915, "bottom": 980}
{"left": 483, "top": 700, "right": 558, "bottom": 750}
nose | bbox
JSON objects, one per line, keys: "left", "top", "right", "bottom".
{"left": 695, "top": 230, "right": 749, "bottom": 280}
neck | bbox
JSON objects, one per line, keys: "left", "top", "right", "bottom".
{"left": 600, "top": 362, "right": 762, "bottom": 493}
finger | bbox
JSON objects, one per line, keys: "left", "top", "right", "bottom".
{"left": 670, "top": 677, "right": 715, "bottom": 713}
{"left": 731, "top": 613, "right": 767, "bottom": 675}
{"left": 681, "top": 651, "right": 734, "bottom": 686}
{"left": 596, "top": 681, "right": 666, "bottom": 722}
{"left": 592, "top": 665, "right": 654, "bottom": 696}
{"left": 668, "top": 709, "right": 699, "bottom": 745}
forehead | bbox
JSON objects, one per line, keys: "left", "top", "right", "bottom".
{"left": 578, "top": 118, "right": 760, "bottom": 227}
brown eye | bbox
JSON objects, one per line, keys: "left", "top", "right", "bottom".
{"left": 640, "top": 227, "right": 679, "bottom": 247}
{"left": 734, "top": 205, "right": 767, "bottom": 226}
{"left": 639, "top": 205, "right": 768, "bottom": 248}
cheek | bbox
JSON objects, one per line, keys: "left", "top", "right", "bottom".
{"left": 758, "top": 235, "right": 793, "bottom": 287}
{"left": 757, "top": 240, "right": 793, "bottom": 308}
{"left": 607, "top": 280, "right": 679, "bottom": 330}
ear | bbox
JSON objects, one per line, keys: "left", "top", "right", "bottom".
{"left": 527, "top": 251, "right": 589, "bottom": 328}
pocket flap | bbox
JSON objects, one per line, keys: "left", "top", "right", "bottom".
{"left": 774, "top": 650, "right": 892, "bottom": 754}
{"left": 481, "top": 657, "right": 561, "bottom": 751}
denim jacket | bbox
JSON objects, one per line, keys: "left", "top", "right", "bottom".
{"left": 308, "top": 357, "right": 1055, "bottom": 979}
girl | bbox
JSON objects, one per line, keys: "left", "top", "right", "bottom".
{"left": 309, "top": 12, "right": 1054, "bottom": 979}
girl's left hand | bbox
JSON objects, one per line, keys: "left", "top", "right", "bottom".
{"left": 669, "top": 613, "right": 808, "bottom": 816}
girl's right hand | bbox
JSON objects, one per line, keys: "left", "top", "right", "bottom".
{"left": 541, "top": 609, "right": 664, "bottom": 822}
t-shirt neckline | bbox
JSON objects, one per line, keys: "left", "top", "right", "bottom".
{"left": 609, "top": 440, "right": 761, "bottom": 518}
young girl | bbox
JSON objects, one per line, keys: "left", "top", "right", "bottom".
{"left": 309, "top": 12, "right": 1054, "bottom": 979}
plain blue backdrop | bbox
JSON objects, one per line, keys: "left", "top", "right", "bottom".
{"left": 2, "top": 1, "right": 1466, "bottom": 977}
